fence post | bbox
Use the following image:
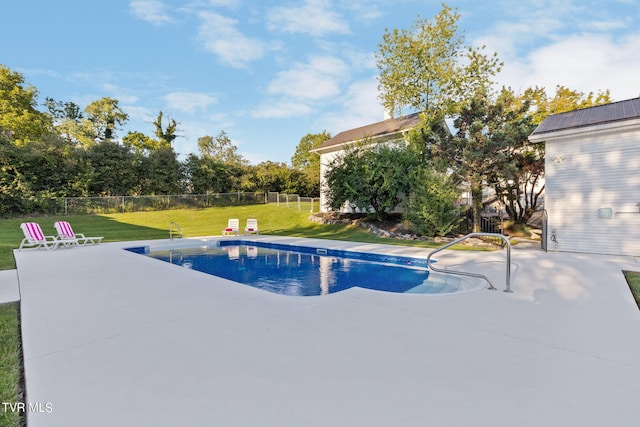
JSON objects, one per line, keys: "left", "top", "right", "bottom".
{"left": 298, "top": 195, "right": 301, "bottom": 211}
{"left": 65, "top": 198, "right": 68, "bottom": 216}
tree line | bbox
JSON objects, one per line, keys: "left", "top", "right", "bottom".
{"left": 325, "top": 4, "right": 611, "bottom": 235}
{"left": 0, "top": 65, "right": 327, "bottom": 216}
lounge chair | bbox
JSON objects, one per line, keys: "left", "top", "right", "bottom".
{"left": 19, "top": 222, "right": 62, "bottom": 251}
{"left": 222, "top": 219, "right": 239, "bottom": 236}
{"left": 54, "top": 221, "right": 103, "bottom": 246}
{"left": 244, "top": 218, "right": 259, "bottom": 235}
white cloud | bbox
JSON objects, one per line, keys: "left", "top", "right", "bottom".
{"left": 129, "top": 0, "right": 172, "bottom": 25}
{"left": 339, "top": 0, "right": 384, "bottom": 22}
{"left": 467, "top": 0, "right": 640, "bottom": 101}
{"left": 100, "top": 83, "right": 139, "bottom": 104}
{"left": 251, "top": 102, "right": 312, "bottom": 119}
{"left": 320, "top": 75, "right": 383, "bottom": 135}
{"left": 206, "top": 0, "right": 241, "bottom": 7}
{"left": 163, "top": 92, "right": 218, "bottom": 114}
{"left": 197, "top": 11, "right": 267, "bottom": 68}
{"left": 580, "top": 18, "right": 630, "bottom": 32}
{"left": 267, "top": 0, "right": 350, "bottom": 37}
{"left": 497, "top": 33, "right": 640, "bottom": 100}
{"left": 267, "top": 56, "right": 350, "bottom": 101}
{"left": 123, "top": 105, "right": 156, "bottom": 124}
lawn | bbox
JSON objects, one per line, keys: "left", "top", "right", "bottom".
{"left": 0, "top": 302, "right": 23, "bottom": 427}
{"left": 0, "top": 204, "right": 454, "bottom": 270}
{"left": 624, "top": 271, "right": 640, "bottom": 309}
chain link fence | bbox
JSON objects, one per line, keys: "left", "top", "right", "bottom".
{"left": 267, "top": 192, "right": 320, "bottom": 213}
{"left": 3, "top": 192, "right": 320, "bottom": 217}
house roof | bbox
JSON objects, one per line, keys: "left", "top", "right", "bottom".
{"left": 314, "top": 112, "right": 422, "bottom": 153}
{"left": 530, "top": 97, "right": 640, "bottom": 137}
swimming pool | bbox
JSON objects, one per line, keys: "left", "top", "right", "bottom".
{"left": 127, "top": 240, "right": 484, "bottom": 296}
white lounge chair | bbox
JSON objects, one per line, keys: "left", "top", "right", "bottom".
{"left": 54, "top": 221, "right": 103, "bottom": 246}
{"left": 244, "top": 218, "right": 259, "bottom": 235}
{"left": 222, "top": 219, "right": 239, "bottom": 236}
{"left": 19, "top": 222, "right": 62, "bottom": 251}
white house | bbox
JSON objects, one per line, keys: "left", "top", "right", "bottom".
{"left": 528, "top": 97, "right": 640, "bottom": 256}
{"left": 312, "top": 112, "right": 422, "bottom": 212}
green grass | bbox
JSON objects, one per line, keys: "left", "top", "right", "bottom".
{"left": 0, "top": 302, "right": 24, "bottom": 427}
{"left": 624, "top": 271, "right": 640, "bottom": 309}
{"left": 1, "top": 204, "right": 480, "bottom": 271}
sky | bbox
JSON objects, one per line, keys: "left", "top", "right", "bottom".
{"left": 2, "top": 0, "right": 639, "bottom": 164}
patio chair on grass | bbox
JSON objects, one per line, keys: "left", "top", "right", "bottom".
{"left": 54, "top": 221, "right": 104, "bottom": 246}
{"left": 244, "top": 218, "right": 259, "bottom": 235}
{"left": 19, "top": 222, "right": 62, "bottom": 251}
{"left": 222, "top": 219, "right": 239, "bottom": 236}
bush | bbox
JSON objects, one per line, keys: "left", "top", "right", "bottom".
{"left": 404, "top": 169, "right": 461, "bottom": 237}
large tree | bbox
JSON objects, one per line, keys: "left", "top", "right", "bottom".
{"left": 291, "top": 131, "right": 330, "bottom": 197}
{"left": 153, "top": 111, "right": 179, "bottom": 147}
{"left": 198, "top": 131, "right": 248, "bottom": 167}
{"left": 78, "top": 97, "right": 128, "bottom": 145}
{"left": 139, "top": 146, "right": 184, "bottom": 195}
{"left": 376, "top": 3, "right": 501, "bottom": 117}
{"left": 44, "top": 97, "right": 84, "bottom": 145}
{"left": 324, "top": 142, "right": 419, "bottom": 219}
{"left": 85, "top": 140, "right": 137, "bottom": 195}
{"left": 0, "top": 65, "right": 52, "bottom": 144}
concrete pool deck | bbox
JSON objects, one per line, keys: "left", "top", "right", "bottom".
{"left": 11, "top": 236, "right": 640, "bottom": 426}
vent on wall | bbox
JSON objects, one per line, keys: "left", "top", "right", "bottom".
{"left": 598, "top": 208, "right": 613, "bottom": 219}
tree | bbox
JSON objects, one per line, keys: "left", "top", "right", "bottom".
{"left": 153, "top": 111, "right": 179, "bottom": 147}
{"left": 291, "top": 131, "right": 330, "bottom": 197}
{"left": 324, "top": 142, "right": 418, "bottom": 219}
{"left": 198, "top": 131, "right": 248, "bottom": 166}
{"left": 17, "top": 134, "right": 87, "bottom": 198}
{"left": 432, "top": 89, "right": 522, "bottom": 231}
{"left": 404, "top": 168, "right": 461, "bottom": 237}
{"left": 139, "top": 146, "right": 184, "bottom": 195}
{"left": 85, "top": 141, "right": 137, "bottom": 195}
{"left": 483, "top": 88, "right": 539, "bottom": 223}
{"left": 44, "top": 97, "right": 84, "bottom": 145}
{"left": 78, "top": 97, "right": 128, "bottom": 145}
{"left": 490, "top": 85, "right": 613, "bottom": 222}
{"left": 245, "top": 161, "right": 306, "bottom": 194}
{"left": 122, "top": 131, "right": 158, "bottom": 155}
{"left": 183, "top": 154, "right": 242, "bottom": 194}
{"left": 0, "top": 65, "right": 51, "bottom": 144}
{"left": 524, "top": 85, "right": 612, "bottom": 125}
{"left": 376, "top": 3, "right": 501, "bottom": 117}
{"left": 0, "top": 132, "right": 25, "bottom": 214}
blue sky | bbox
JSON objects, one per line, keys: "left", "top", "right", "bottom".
{"left": 2, "top": 0, "right": 639, "bottom": 164}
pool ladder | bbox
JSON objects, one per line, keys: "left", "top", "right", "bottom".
{"left": 426, "top": 232, "right": 512, "bottom": 293}
{"left": 169, "top": 222, "right": 183, "bottom": 240}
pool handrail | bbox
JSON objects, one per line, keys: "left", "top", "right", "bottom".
{"left": 169, "top": 222, "right": 183, "bottom": 240}
{"left": 426, "top": 232, "right": 512, "bottom": 293}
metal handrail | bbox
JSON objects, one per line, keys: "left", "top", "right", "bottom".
{"left": 169, "top": 222, "right": 182, "bottom": 240}
{"left": 426, "top": 232, "right": 512, "bottom": 293}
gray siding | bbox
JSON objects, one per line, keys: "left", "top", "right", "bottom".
{"left": 546, "top": 129, "right": 640, "bottom": 256}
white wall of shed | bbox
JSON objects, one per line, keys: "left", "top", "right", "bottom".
{"left": 545, "top": 127, "right": 640, "bottom": 256}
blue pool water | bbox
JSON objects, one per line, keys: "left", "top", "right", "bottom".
{"left": 127, "top": 240, "right": 480, "bottom": 296}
